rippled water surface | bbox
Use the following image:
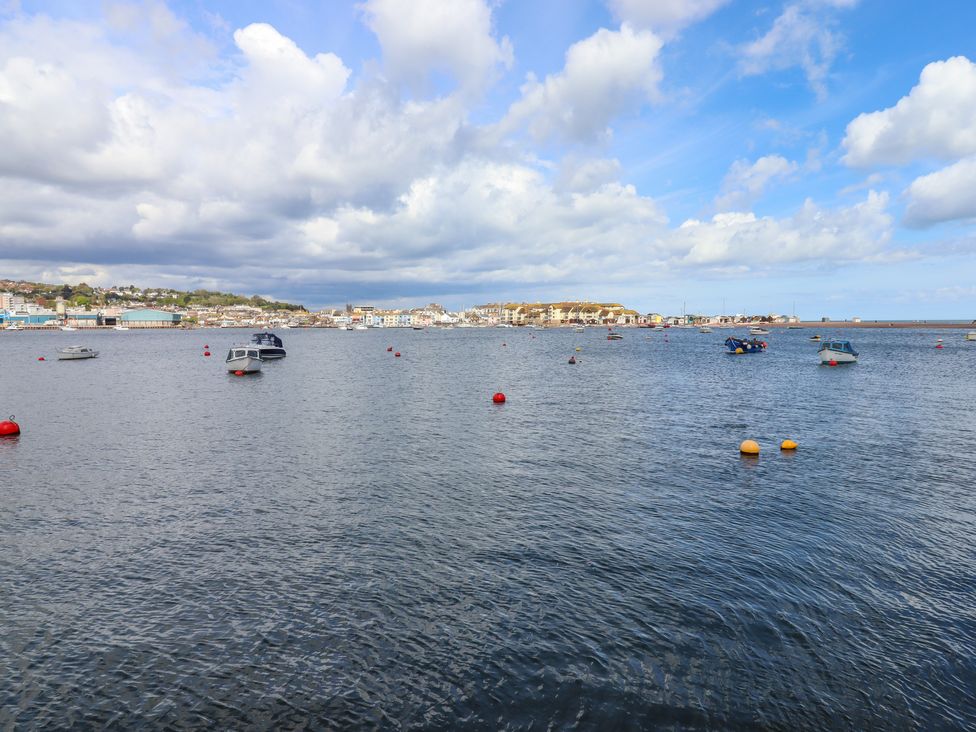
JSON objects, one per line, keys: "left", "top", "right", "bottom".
{"left": 2, "top": 327, "right": 975, "bottom": 730}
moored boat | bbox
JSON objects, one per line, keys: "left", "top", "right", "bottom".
{"left": 251, "top": 332, "right": 286, "bottom": 359}
{"left": 226, "top": 346, "right": 263, "bottom": 373}
{"left": 58, "top": 345, "right": 98, "bottom": 360}
{"left": 725, "top": 336, "right": 766, "bottom": 354}
{"left": 966, "top": 332, "right": 976, "bottom": 341}
{"left": 607, "top": 331, "right": 623, "bottom": 340}
{"left": 819, "top": 340, "right": 858, "bottom": 364}
{"left": 809, "top": 334, "right": 822, "bottom": 342}
{"left": 749, "top": 327, "right": 770, "bottom": 335}
{"left": 699, "top": 326, "right": 712, "bottom": 333}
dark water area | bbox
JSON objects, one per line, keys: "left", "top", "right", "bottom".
{"left": 2, "top": 327, "right": 975, "bottom": 730}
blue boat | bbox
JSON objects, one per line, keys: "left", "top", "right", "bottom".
{"left": 725, "top": 336, "right": 766, "bottom": 354}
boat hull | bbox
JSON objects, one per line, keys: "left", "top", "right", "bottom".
{"left": 255, "top": 346, "right": 286, "bottom": 359}
{"left": 226, "top": 356, "right": 262, "bottom": 372}
{"left": 58, "top": 351, "right": 98, "bottom": 360}
{"left": 724, "top": 337, "right": 766, "bottom": 354}
{"left": 819, "top": 349, "right": 857, "bottom": 364}
{"left": 966, "top": 332, "right": 976, "bottom": 341}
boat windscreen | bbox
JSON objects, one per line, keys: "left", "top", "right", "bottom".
{"left": 251, "top": 332, "right": 282, "bottom": 347}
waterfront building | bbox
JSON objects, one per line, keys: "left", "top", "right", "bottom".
{"left": 120, "top": 309, "right": 183, "bottom": 328}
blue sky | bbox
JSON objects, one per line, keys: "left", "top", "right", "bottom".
{"left": 1, "top": 0, "right": 975, "bottom": 317}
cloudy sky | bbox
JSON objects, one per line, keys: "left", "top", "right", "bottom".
{"left": 1, "top": 0, "right": 975, "bottom": 316}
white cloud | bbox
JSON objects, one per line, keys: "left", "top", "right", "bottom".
{"left": 904, "top": 155, "right": 976, "bottom": 227}
{"left": 715, "top": 154, "right": 798, "bottom": 211}
{"left": 738, "top": 1, "right": 855, "bottom": 98}
{"left": 666, "top": 191, "right": 891, "bottom": 268}
{"left": 842, "top": 56, "right": 976, "bottom": 167}
{"left": 606, "top": 0, "right": 729, "bottom": 36}
{"left": 501, "top": 23, "right": 662, "bottom": 143}
{"left": 359, "top": 0, "right": 512, "bottom": 94}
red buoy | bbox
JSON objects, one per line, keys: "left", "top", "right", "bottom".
{"left": 492, "top": 392, "right": 506, "bottom": 403}
{"left": 936, "top": 344, "right": 944, "bottom": 349}
{"left": 37, "top": 356, "right": 45, "bottom": 361}
{"left": 828, "top": 359, "right": 838, "bottom": 366}
{"left": 395, "top": 352, "right": 401, "bottom": 357}
{"left": 204, "top": 351, "right": 211, "bottom": 357}
{"left": 204, "top": 345, "right": 209, "bottom": 349}
{"left": 234, "top": 370, "right": 245, "bottom": 376}
{"left": 0, "top": 416, "right": 20, "bottom": 437}
{"left": 387, "top": 346, "right": 393, "bottom": 352}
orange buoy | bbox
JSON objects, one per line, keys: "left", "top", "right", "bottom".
{"left": 204, "top": 351, "right": 211, "bottom": 357}
{"left": 395, "top": 352, "right": 401, "bottom": 357}
{"left": 739, "top": 439, "right": 760, "bottom": 456}
{"left": 780, "top": 439, "right": 798, "bottom": 450}
{"left": 492, "top": 392, "right": 506, "bottom": 404}
{"left": 0, "top": 415, "right": 21, "bottom": 437}
{"left": 234, "top": 370, "right": 245, "bottom": 376}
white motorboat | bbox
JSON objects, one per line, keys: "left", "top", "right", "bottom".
{"left": 226, "top": 346, "right": 263, "bottom": 373}
{"left": 749, "top": 327, "right": 770, "bottom": 336}
{"left": 354, "top": 324, "right": 368, "bottom": 330}
{"left": 60, "top": 326, "right": 76, "bottom": 331}
{"left": 966, "top": 331, "right": 976, "bottom": 341}
{"left": 699, "top": 326, "right": 713, "bottom": 333}
{"left": 58, "top": 345, "right": 98, "bottom": 360}
{"left": 113, "top": 325, "right": 129, "bottom": 331}
{"left": 250, "top": 332, "right": 286, "bottom": 359}
{"left": 819, "top": 340, "right": 858, "bottom": 364}
{"left": 4, "top": 324, "right": 23, "bottom": 331}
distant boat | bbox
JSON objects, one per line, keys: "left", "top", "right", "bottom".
{"left": 607, "top": 332, "right": 623, "bottom": 340}
{"left": 412, "top": 326, "right": 424, "bottom": 330}
{"left": 113, "top": 325, "right": 129, "bottom": 331}
{"left": 699, "top": 326, "right": 712, "bottom": 333}
{"left": 251, "top": 332, "right": 286, "bottom": 359}
{"left": 749, "top": 327, "right": 770, "bottom": 336}
{"left": 4, "top": 324, "right": 23, "bottom": 331}
{"left": 788, "top": 325, "right": 803, "bottom": 330}
{"left": 354, "top": 324, "right": 368, "bottom": 330}
{"left": 574, "top": 325, "right": 585, "bottom": 333}
{"left": 58, "top": 345, "right": 98, "bottom": 360}
{"left": 225, "top": 346, "right": 263, "bottom": 373}
{"left": 966, "top": 332, "right": 976, "bottom": 341}
{"left": 809, "top": 334, "right": 822, "bottom": 342}
{"left": 60, "top": 326, "right": 76, "bottom": 331}
{"left": 819, "top": 340, "right": 858, "bottom": 364}
{"left": 343, "top": 325, "right": 354, "bottom": 331}
{"left": 725, "top": 336, "right": 766, "bottom": 354}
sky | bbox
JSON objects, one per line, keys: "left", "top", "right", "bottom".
{"left": 1, "top": 0, "right": 975, "bottom": 317}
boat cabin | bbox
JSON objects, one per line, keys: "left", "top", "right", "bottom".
{"left": 227, "top": 347, "right": 261, "bottom": 360}
{"left": 819, "top": 341, "right": 857, "bottom": 356}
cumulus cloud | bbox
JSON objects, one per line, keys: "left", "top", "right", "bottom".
{"left": 739, "top": 1, "right": 856, "bottom": 98}
{"left": 842, "top": 56, "right": 976, "bottom": 167}
{"left": 606, "top": 0, "right": 729, "bottom": 36}
{"left": 359, "top": 0, "right": 512, "bottom": 94}
{"left": 904, "top": 156, "right": 976, "bottom": 227}
{"left": 501, "top": 23, "right": 662, "bottom": 143}
{"left": 715, "top": 154, "right": 798, "bottom": 211}
{"left": 666, "top": 191, "right": 891, "bottom": 268}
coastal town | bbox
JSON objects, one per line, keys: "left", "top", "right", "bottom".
{"left": 1, "top": 280, "right": 809, "bottom": 330}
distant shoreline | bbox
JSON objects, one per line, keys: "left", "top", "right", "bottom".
{"left": 770, "top": 321, "right": 976, "bottom": 329}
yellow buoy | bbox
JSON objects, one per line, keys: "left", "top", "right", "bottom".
{"left": 739, "top": 439, "right": 760, "bottom": 455}
{"left": 735, "top": 347, "right": 744, "bottom": 354}
{"left": 575, "top": 347, "right": 581, "bottom": 352}
{"left": 780, "top": 439, "right": 798, "bottom": 450}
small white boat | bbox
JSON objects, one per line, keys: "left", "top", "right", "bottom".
{"left": 4, "top": 324, "right": 23, "bottom": 331}
{"left": 819, "top": 340, "right": 858, "bottom": 364}
{"left": 226, "top": 346, "right": 263, "bottom": 373}
{"left": 354, "top": 324, "right": 368, "bottom": 330}
{"left": 966, "top": 331, "right": 976, "bottom": 341}
{"left": 113, "top": 325, "right": 129, "bottom": 331}
{"left": 749, "top": 327, "right": 770, "bottom": 336}
{"left": 699, "top": 326, "right": 712, "bottom": 333}
{"left": 61, "top": 326, "right": 76, "bottom": 331}
{"left": 574, "top": 325, "right": 585, "bottom": 332}
{"left": 343, "top": 325, "right": 354, "bottom": 331}
{"left": 58, "top": 345, "right": 99, "bottom": 360}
